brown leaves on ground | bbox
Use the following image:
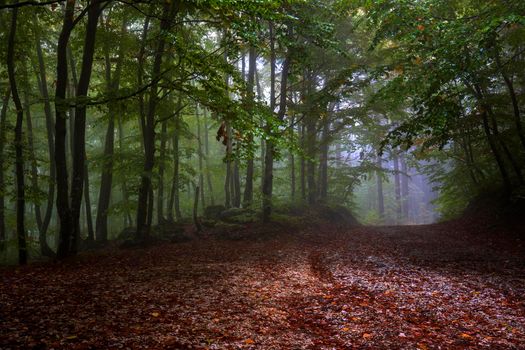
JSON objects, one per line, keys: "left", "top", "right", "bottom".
{"left": 0, "top": 222, "right": 524, "bottom": 349}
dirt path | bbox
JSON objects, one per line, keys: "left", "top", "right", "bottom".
{"left": 1, "top": 224, "right": 524, "bottom": 349}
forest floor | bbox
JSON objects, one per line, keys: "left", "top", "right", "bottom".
{"left": 1, "top": 219, "right": 524, "bottom": 349}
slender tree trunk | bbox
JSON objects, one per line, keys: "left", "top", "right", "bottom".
{"left": 224, "top": 122, "right": 232, "bottom": 208}
{"left": 96, "top": 16, "right": 126, "bottom": 241}
{"left": 34, "top": 13, "right": 56, "bottom": 249}
{"left": 70, "top": 0, "right": 102, "bottom": 254}
{"left": 157, "top": 120, "right": 167, "bottom": 224}
{"left": 495, "top": 51, "right": 525, "bottom": 154}
{"left": 54, "top": 0, "right": 76, "bottom": 259}
{"left": 300, "top": 122, "right": 306, "bottom": 201}
{"left": 136, "top": 1, "right": 175, "bottom": 239}
{"left": 376, "top": 154, "right": 385, "bottom": 221}
{"left": 243, "top": 46, "right": 256, "bottom": 207}
{"left": 193, "top": 186, "right": 202, "bottom": 232}
{"left": 196, "top": 104, "right": 205, "bottom": 212}
{"left": 7, "top": 3, "right": 27, "bottom": 264}
{"left": 393, "top": 150, "right": 402, "bottom": 223}
{"left": 0, "top": 88, "right": 10, "bottom": 247}
{"left": 203, "top": 108, "right": 214, "bottom": 205}
{"left": 168, "top": 112, "right": 182, "bottom": 222}
{"left": 233, "top": 157, "right": 241, "bottom": 207}
{"left": 290, "top": 115, "right": 296, "bottom": 201}
{"left": 24, "top": 74, "right": 53, "bottom": 256}
{"left": 84, "top": 160, "right": 94, "bottom": 241}
{"left": 317, "top": 116, "right": 329, "bottom": 202}
{"left": 400, "top": 153, "right": 409, "bottom": 220}
{"left": 306, "top": 115, "right": 317, "bottom": 205}
{"left": 467, "top": 83, "right": 512, "bottom": 192}
{"left": 263, "top": 34, "right": 290, "bottom": 221}
{"left": 117, "top": 114, "right": 133, "bottom": 226}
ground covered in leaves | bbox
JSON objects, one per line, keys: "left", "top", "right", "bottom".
{"left": 1, "top": 221, "right": 524, "bottom": 349}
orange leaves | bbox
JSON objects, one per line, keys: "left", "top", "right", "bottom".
{"left": 459, "top": 332, "right": 474, "bottom": 340}
{"left": 244, "top": 338, "right": 255, "bottom": 345}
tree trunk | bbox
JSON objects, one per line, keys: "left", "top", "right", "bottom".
{"left": 317, "top": 117, "right": 329, "bottom": 202}
{"left": 193, "top": 186, "right": 202, "bottom": 232}
{"left": 392, "top": 150, "right": 402, "bottom": 223}
{"left": 376, "top": 154, "right": 385, "bottom": 221}
{"left": 23, "top": 73, "right": 54, "bottom": 256}
{"left": 400, "top": 153, "right": 409, "bottom": 220}
{"left": 243, "top": 46, "right": 256, "bottom": 207}
{"left": 96, "top": 16, "right": 126, "bottom": 241}
{"left": 168, "top": 112, "right": 182, "bottom": 222}
{"left": 136, "top": 1, "right": 175, "bottom": 239}
{"left": 290, "top": 114, "right": 296, "bottom": 201}
{"left": 263, "top": 32, "right": 290, "bottom": 221}
{"left": 117, "top": 114, "right": 133, "bottom": 226}
{"left": 7, "top": 3, "right": 27, "bottom": 264}
{"left": 495, "top": 51, "right": 525, "bottom": 154}
{"left": 84, "top": 160, "right": 94, "bottom": 241}
{"left": 233, "top": 157, "right": 241, "bottom": 207}
{"left": 157, "top": 120, "right": 167, "bottom": 224}
{"left": 300, "top": 122, "right": 306, "bottom": 201}
{"left": 70, "top": 0, "right": 102, "bottom": 254}
{"left": 196, "top": 104, "right": 205, "bottom": 212}
{"left": 471, "top": 84, "right": 512, "bottom": 192}
{"left": 306, "top": 115, "right": 317, "bottom": 205}
{"left": 0, "top": 88, "right": 10, "bottom": 247}
{"left": 203, "top": 108, "right": 214, "bottom": 205}
{"left": 54, "top": 0, "right": 76, "bottom": 259}
{"left": 34, "top": 13, "right": 56, "bottom": 249}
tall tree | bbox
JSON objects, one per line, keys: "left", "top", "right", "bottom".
{"left": 7, "top": 1, "right": 27, "bottom": 264}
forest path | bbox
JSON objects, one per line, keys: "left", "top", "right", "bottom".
{"left": 1, "top": 223, "right": 524, "bottom": 349}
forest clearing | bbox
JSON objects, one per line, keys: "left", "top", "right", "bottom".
{"left": 1, "top": 0, "right": 525, "bottom": 349}
{"left": 1, "top": 214, "right": 524, "bottom": 349}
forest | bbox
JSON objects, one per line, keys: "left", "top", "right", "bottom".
{"left": 0, "top": 0, "right": 524, "bottom": 349}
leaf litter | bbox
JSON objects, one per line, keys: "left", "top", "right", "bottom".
{"left": 0, "top": 222, "right": 524, "bottom": 349}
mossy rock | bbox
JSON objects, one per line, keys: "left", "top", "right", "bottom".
{"left": 219, "top": 208, "right": 257, "bottom": 223}
{"left": 204, "top": 205, "right": 226, "bottom": 219}
{"left": 118, "top": 227, "right": 136, "bottom": 241}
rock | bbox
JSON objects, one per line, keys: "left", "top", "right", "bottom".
{"left": 219, "top": 208, "right": 257, "bottom": 223}
{"left": 204, "top": 205, "right": 226, "bottom": 219}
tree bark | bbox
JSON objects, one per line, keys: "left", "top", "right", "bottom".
{"left": 242, "top": 46, "right": 256, "bottom": 207}
{"left": 262, "top": 30, "right": 290, "bottom": 221}
{"left": 376, "top": 154, "right": 385, "bottom": 221}
{"left": 7, "top": 2, "right": 27, "bottom": 264}
{"left": 400, "top": 153, "right": 409, "bottom": 220}
{"left": 196, "top": 104, "right": 205, "bottom": 212}
{"left": 317, "top": 116, "right": 329, "bottom": 202}
{"left": 157, "top": 119, "right": 167, "bottom": 224}
{"left": 54, "top": 0, "right": 76, "bottom": 259}
{"left": 193, "top": 186, "right": 202, "bottom": 232}
{"left": 23, "top": 71, "right": 54, "bottom": 256}
{"left": 0, "top": 88, "right": 10, "bottom": 247}
{"left": 203, "top": 108, "right": 214, "bottom": 205}
{"left": 136, "top": 0, "right": 176, "bottom": 239}
{"left": 392, "top": 150, "right": 402, "bottom": 223}
{"left": 168, "top": 107, "right": 182, "bottom": 222}
{"left": 34, "top": 13, "right": 56, "bottom": 249}
{"left": 96, "top": 15, "right": 126, "bottom": 241}
{"left": 495, "top": 50, "right": 525, "bottom": 154}
{"left": 70, "top": 0, "right": 102, "bottom": 254}
{"left": 83, "top": 160, "right": 94, "bottom": 241}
